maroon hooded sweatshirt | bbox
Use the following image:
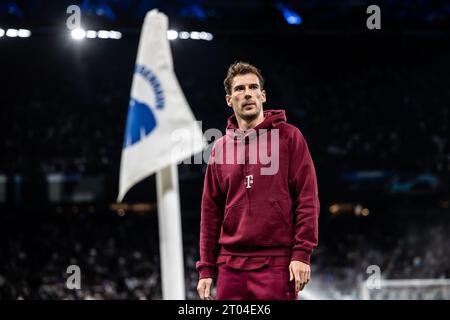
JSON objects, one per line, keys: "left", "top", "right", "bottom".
{"left": 196, "top": 109, "right": 320, "bottom": 279}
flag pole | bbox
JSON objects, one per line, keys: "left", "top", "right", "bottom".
{"left": 156, "top": 164, "right": 185, "bottom": 299}
{"left": 118, "top": 9, "right": 205, "bottom": 300}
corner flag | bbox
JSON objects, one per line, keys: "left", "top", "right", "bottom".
{"left": 118, "top": 9, "right": 205, "bottom": 202}
{"left": 117, "top": 9, "right": 206, "bottom": 300}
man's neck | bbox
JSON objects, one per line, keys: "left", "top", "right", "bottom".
{"left": 236, "top": 113, "right": 265, "bottom": 131}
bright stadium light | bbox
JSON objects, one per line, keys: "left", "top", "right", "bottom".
{"left": 0, "top": 28, "right": 4, "bottom": 37}
{"left": 17, "top": 29, "right": 31, "bottom": 37}
{"left": 97, "top": 30, "right": 109, "bottom": 39}
{"left": 176, "top": 30, "right": 213, "bottom": 41}
{"left": 71, "top": 28, "right": 86, "bottom": 40}
{"left": 167, "top": 30, "right": 178, "bottom": 40}
{"left": 277, "top": 3, "right": 302, "bottom": 25}
{"left": 86, "top": 30, "right": 97, "bottom": 38}
{"left": 179, "top": 31, "right": 189, "bottom": 39}
{"left": 286, "top": 14, "right": 301, "bottom": 25}
{"left": 190, "top": 31, "right": 200, "bottom": 40}
{"left": 108, "top": 30, "right": 122, "bottom": 39}
{"left": 6, "top": 29, "right": 18, "bottom": 37}
{"left": 198, "top": 32, "right": 213, "bottom": 41}
{"left": 199, "top": 31, "right": 208, "bottom": 40}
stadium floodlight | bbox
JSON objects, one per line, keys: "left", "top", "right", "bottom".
{"left": 86, "top": 30, "right": 97, "bottom": 38}
{"left": 167, "top": 30, "right": 178, "bottom": 40}
{"left": 97, "top": 30, "right": 109, "bottom": 39}
{"left": 71, "top": 28, "right": 86, "bottom": 40}
{"left": 276, "top": 3, "right": 302, "bottom": 25}
{"left": 108, "top": 30, "right": 122, "bottom": 39}
{"left": 361, "top": 208, "right": 370, "bottom": 216}
{"left": 190, "top": 31, "right": 200, "bottom": 40}
{"left": 204, "top": 32, "right": 213, "bottom": 41}
{"left": 179, "top": 31, "right": 190, "bottom": 39}
{"left": 6, "top": 29, "right": 18, "bottom": 37}
{"left": 176, "top": 30, "right": 212, "bottom": 41}
{"left": 17, "top": 29, "right": 31, "bottom": 38}
{"left": 0, "top": 28, "right": 4, "bottom": 37}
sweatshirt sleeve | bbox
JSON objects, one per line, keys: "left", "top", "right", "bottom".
{"left": 196, "top": 147, "right": 225, "bottom": 279}
{"left": 288, "top": 128, "right": 320, "bottom": 265}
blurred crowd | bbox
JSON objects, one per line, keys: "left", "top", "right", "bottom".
{"left": 0, "top": 209, "right": 448, "bottom": 300}
{"left": 1, "top": 36, "right": 449, "bottom": 182}
{"left": 0, "top": 210, "right": 162, "bottom": 299}
{"left": 309, "top": 213, "right": 450, "bottom": 299}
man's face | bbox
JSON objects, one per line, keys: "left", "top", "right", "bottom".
{"left": 226, "top": 73, "right": 266, "bottom": 122}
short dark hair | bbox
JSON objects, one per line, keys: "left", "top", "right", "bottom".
{"left": 223, "top": 61, "right": 265, "bottom": 95}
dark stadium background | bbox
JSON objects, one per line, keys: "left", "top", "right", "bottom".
{"left": 0, "top": 0, "right": 449, "bottom": 299}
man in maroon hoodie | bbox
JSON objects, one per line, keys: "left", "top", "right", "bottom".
{"left": 196, "top": 62, "right": 319, "bottom": 300}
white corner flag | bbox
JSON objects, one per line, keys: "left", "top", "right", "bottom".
{"left": 118, "top": 9, "right": 205, "bottom": 202}
{"left": 118, "top": 9, "right": 206, "bottom": 299}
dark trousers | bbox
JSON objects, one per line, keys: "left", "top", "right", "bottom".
{"left": 216, "top": 263, "right": 297, "bottom": 300}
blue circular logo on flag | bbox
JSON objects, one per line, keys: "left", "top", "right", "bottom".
{"left": 123, "top": 64, "right": 165, "bottom": 148}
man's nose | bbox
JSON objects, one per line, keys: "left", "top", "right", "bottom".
{"left": 244, "top": 87, "right": 252, "bottom": 98}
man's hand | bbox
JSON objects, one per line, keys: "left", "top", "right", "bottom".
{"left": 289, "top": 260, "right": 311, "bottom": 294}
{"left": 197, "top": 278, "right": 213, "bottom": 300}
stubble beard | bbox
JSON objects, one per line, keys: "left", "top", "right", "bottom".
{"left": 238, "top": 104, "right": 261, "bottom": 122}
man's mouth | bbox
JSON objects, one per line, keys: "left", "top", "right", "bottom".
{"left": 243, "top": 102, "right": 256, "bottom": 108}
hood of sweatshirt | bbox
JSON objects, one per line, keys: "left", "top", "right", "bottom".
{"left": 225, "top": 109, "right": 287, "bottom": 141}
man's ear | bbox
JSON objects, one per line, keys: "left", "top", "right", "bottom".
{"left": 261, "top": 90, "right": 267, "bottom": 103}
{"left": 225, "top": 95, "right": 232, "bottom": 108}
